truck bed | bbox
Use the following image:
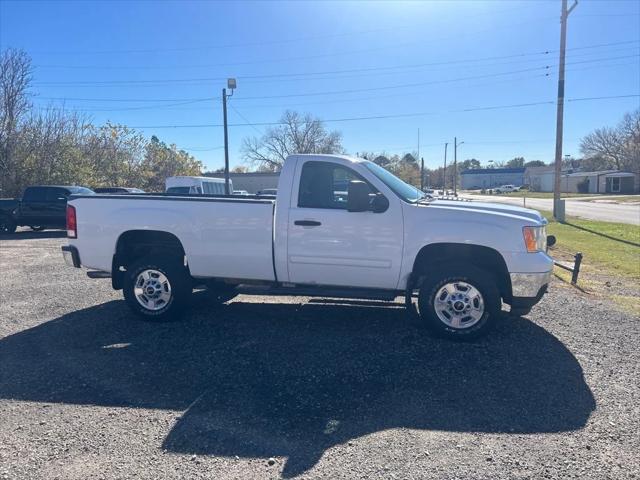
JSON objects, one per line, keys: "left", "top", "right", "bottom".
{"left": 69, "top": 194, "right": 277, "bottom": 281}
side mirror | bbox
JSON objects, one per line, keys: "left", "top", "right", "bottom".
{"left": 347, "top": 180, "right": 371, "bottom": 212}
{"left": 371, "top": 193, "right": 389, "bottom": 213}
{"left": 547, "top": 235, "right": 556, "bottom": 248}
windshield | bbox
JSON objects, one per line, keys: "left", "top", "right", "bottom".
{"left": 363, "top": 161, "right": 425, "bottom": 203}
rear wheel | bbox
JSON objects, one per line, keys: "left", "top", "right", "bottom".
{"left": 123, "top": 256, "right": 192, "bottom": 321}
{"left": 417, "top": 265, "right": 501, "bottom": 340}
{"left": 30, "top": 225, "right": 45, "bottom": 231}
{"left": 0, "top": 217, "right": 17, "bottom": 234}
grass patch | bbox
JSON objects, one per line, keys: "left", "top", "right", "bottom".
{"left": 581, "top": 195, "right": 640, "bottom": 204}
{"left": 509, "top": 191, "right": 600, "bottom": 198}
{"left": 467, "top": 191, "right": 600, "bottom": 198}
{"left": 539, "top": 210, "right": 640, "bottom": 281}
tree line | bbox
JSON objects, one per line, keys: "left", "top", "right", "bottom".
{"left": 0, "top": 49, "right": 202, "bottom": 197}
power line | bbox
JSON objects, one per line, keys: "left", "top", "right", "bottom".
{"left": 124, "top": 94, "right": 639, "bottom": 129}
{"left": 32, "top": 60, "right": 637, "bottom": 114}
{"left": 226, "top": 55, "right": 639, "bottom": 101}
{"left": 33, "top": 53, "right": 638, "bottom": 105}
{"left": 229, "top": 104, "right": 263, "bottom": 136}
{"left": 32, "top": 40, "right": 639, "bottom": 87}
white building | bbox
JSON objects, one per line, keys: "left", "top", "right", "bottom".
{"left": 460, "top": 168, "right": 525, "bottom": 189}
{"left": 525, "top": 167, "right": 639, "bottom": 193}
{"left": 206, "top": 172, "right": 280, "bottom": 194}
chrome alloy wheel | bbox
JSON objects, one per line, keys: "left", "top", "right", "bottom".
{"left": 134, "top": 269, "right": 172, "bottom": 311}
{"left": 433, "top": 281, "right": 485, "bottom": 329}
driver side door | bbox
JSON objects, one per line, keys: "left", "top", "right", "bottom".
{"left": 286, "top": 161, "right": 403, "bottom": 289}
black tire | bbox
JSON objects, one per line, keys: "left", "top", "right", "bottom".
{"left": 30, "top": 226, "right": 45, "bottom": 231}
{"left": 123, "top": 256, "right": 192, "bottom": 322}
{"left": 0, "top": 217, "right": 17, "bottom": 234}
{"left": 205, "top": 282, "right": 238, "bottom": 305}
{"left": 417, "top": 264, "right": 501, "bottom": 341}
{"left": 509, "top": 307, "right": 532, "bottom": 317}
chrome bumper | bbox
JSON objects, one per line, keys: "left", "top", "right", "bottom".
{"left": 510, "top": 270, "right": 552, "bottom": 298}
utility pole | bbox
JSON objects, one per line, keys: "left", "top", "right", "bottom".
{"left": 420, "top": 157, "right": 425, "bottom": 191}
{"left": 453, "top": 137, "right": 464, "bottom": 196}
{"left": 417, "top": 128, "right": 420, "bottom": 181}
{"left": 453, "top": 137, "right": 457, "bottom": 195}
{"left": 222, "top": 78, "right": 236, "bottom": 195}
{"left": 443, "top": 142, "right": 448, "bottom": 192}
{"left": 222, "top": 88, "right": 230, "bottom": 195}
{"left": 553, "top": 0, "right": 578, "bottom": 219}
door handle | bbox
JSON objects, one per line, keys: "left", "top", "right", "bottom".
{"left": 294, "top": 220, "right": 321, "bottom": 227}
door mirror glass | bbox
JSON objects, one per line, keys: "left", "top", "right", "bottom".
{"left": 371, "top": 193, "right": 389, "bottom": 213}
{"left": 347, "top": 180, "right": 371, "bottom": 212}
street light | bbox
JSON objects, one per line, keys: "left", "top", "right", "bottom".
{"left": 222, "top": 78, "right": 236, "bottom": 195}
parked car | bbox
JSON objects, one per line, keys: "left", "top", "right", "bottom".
{"left": 94, "top": 187, "right": 145, "bottom": 194}
{"left": 62, "top": 154, "right": 553, "bottom": 340}
{"left": 257, "top": 188, "right": 277, "bottom": 196}
{"left": 0, "top": 185, "right": 94, "bottom": 233}
{"left": 166, "top": 176, "right": 231, "bottom": 195}
{"left": 232, "top": 190, "right": 250, "bottom": 196}
{"left": 494, "top": 184, "right": 520, "bottom": 194}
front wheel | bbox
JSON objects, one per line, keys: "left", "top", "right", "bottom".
{"left": 417, "top": 265, "right": 501, "bottom": 340}
{"left": 0, "top": 217, "right": 17, "bottom": 234}
{"left": 123, "top": 256, "right": 192, "bottom": 321}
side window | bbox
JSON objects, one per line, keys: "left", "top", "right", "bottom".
{"left": 298, "top": 162, "right": 373, "bottom": 209}
{"left": 23, "top": 187, "right": 47, "bottom": 202}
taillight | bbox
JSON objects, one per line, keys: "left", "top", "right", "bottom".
{"left": 66, "top": 204, "right": 77, "bottom": 238}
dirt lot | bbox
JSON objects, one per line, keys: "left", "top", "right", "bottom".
{"left": 1, "top": 231, "right": 639, "bottom": 479}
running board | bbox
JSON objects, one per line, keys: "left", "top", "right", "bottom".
{"left": 235, "top": 284, "right": 401, "bottom": 301}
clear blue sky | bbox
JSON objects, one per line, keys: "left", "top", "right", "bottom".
{"left": 1, "top": 0, "right": 638, "bottom": 171}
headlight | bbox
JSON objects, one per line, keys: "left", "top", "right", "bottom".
{"left": 523, "top": 226, "right": 547, "bottom": 252}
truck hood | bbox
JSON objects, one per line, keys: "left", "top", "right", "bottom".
{"left": 428, "top": 199, "right": 546, "bottom": 224}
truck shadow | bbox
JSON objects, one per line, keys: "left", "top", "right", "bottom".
{"left": 0, "top": 298, "right": 595, "bottom": 477}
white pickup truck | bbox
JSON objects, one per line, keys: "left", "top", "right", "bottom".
{"left": 62, "top": 154, "right": 554, "bottom": 339}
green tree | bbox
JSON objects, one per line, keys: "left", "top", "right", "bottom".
{"left": 523, "top": 160, "right": 546, "bottom": 167}
{"left": 141, "top": 136, "right": 203, "bottom": 192}
{"left": 506, "top": 157, "right": 525, "bottom": 168}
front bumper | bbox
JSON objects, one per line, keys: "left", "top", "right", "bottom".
{"left": 510, "top": 270, "right": 552, "bottom": 298}
{"left": 62, "top": 245, "right": 81, "bottom": 268}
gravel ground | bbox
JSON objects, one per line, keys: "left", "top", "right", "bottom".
{"left": 1, "top": 231, "right": 639, "bottom": 480}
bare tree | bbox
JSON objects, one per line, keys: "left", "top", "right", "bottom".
{"left": 580, "top": 126, "right": 625, "bottom": 170}
{"left": 580, "top": 109, "right": 640, "bottom": 173}
{"left": 241, "top": 110, "right": 343, "bottom": 171}
{"left": 0, "top": 48, "right": 32, "bottom": 194}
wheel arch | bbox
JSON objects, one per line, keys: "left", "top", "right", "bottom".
{"left": 411, "top": 242, "right": 512, "bottom": 302}
{"left": 112, "top": 230, "right": 187, "bottom": 290}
